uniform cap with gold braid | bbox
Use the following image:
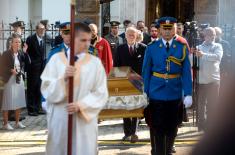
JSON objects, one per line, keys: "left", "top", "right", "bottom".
{"left": 10, "top": 21, "right": 25, "bottom": 28}
{"left": 158, "top": 17, "right": 177, "bottom": 28}
{"left": 59, "top": 22, "right": 71, "bottom": 31}
{"left": 110, "top": 21, "right": 120, "bottom": 27}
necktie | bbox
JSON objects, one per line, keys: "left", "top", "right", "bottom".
{"left": 40, "top": 40, "right": 44, "bottom": 55}
{"left": 74, "top": 56, "right": 79, "bottom": 62}
{"left": 129, "top": 46, "right": 134, "bottom": 56}
{"left": 40, "top": 40, "right": 43, "bottom": 48}
{"left": 166, "top": 42, "right": 170, "bottom": 52}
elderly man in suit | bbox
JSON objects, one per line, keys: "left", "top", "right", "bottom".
{"left": 115, "top": 26, "right": 147, "bottom": 143}
{"left": 26, "top": 23, "right": 46, "bottom": 116}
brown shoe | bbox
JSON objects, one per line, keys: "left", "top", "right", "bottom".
{"left": 130, "top": 134, "right": 138, "bottom": 143}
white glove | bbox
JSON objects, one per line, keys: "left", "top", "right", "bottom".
{"left": 183, "top": 96, "right": 192, "bottom": 108}
{"left": 42, "top": 101, "right": 47, "bottom": 112}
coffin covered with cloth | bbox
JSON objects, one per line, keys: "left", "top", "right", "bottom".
{"left": 99, "top": 67, "right": 148, "bottom": 119}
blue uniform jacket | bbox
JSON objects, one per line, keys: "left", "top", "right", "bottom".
{"left": 47, "top": 43, "right": 98, "bottom": 63}
{"left": 142, "top": 38, "right": 192, "bottom": 101}
{"left": 47, "top": 43, "right": 68, "bottom": 62}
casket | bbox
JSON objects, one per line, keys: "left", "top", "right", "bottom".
{"left": 99, "top": 67, "right": 147, "bottom": 119}
{"left": 107, "top": 67, "right": 143, "bottom": 96}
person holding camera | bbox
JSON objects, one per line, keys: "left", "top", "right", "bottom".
{"left": 192, "top": 27, "right": 223, "bottom": 131}
{"left": 0, "top": 33, "right": 30, "bottom": 130}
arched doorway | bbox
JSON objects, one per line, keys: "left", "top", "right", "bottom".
{"left": 145, "top": 0, "right": 195, "bottom": 26}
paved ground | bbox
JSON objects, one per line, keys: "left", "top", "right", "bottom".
{"left": 0, "top": 109, "right": 202, "bottom": 155}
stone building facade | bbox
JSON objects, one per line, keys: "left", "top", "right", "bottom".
{"left": 107, "top": 0, "right": 235, "bottom": 27}
{"left": 1, "top": 0, "right": 234, "bottom": 28}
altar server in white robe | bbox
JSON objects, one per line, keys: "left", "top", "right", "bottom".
{"left": 41, "top": 22, "right": 108, "bottom": 155}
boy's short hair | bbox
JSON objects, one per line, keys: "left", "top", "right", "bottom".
{"left": 75, "top": 22, "right": 91, "bottom": 33}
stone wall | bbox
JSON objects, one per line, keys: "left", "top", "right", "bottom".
{"left": 194, "top": 0, "right": 219, "bottom": 26}
{"left": 218, "top": 0, "right": 235, "bottom": 26}
{"left": 194, "top": 0, "right": 235, "bottom": 26}
{"left": 110, "top": 0, "right": 145, "bottom": 30}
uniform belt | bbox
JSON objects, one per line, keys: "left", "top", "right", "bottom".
{"left": 153, "top": 72, "right": 181, "bottom": 79}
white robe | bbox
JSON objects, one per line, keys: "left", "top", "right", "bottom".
{"left": 41, "top": 51, "right": 108, "bottom": 155}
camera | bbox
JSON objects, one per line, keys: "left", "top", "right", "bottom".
{"left": 184, "top": 21, "right": 198, "bottom": 34}
{"left": 15, "top": 69, "right": 21, "bottom": 84}
{"left": 184, "top": 21, "right": 200, "bottom": 48}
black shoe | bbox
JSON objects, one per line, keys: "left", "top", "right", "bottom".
{"left": 122, "top": 135, "right": 131, "bottom": 142}
{"left": 37, "top": 110, "right": 46, "bottom": 115}
{"left": 28, "top": 112, "right": 38, "bottom": 116}
{"left": 8, "top": 116, "right": 26, "bottom": 121}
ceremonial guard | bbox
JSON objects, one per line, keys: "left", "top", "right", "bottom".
{"left": 48, "top": 22, "right": 98, "bottom": 62}
{"left": 47, "top": 22, "right": 71, "bottom": 61}
{"left": 7, "top": 21, "right": 25, "bottom": 50}
{"left": 142, "top": 17, "right": 192, "bottom": 155}
{"left": 105, "top": 21, "right": 123, "bottom": 61}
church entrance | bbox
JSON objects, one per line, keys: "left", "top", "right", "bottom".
{"left": 145, "top": 0, "right": 195, "bottom": 26}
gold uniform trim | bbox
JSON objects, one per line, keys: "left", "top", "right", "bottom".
{"left": 153, "top": 72, "right": 181, "bottom": 79}
{"left": 167, "top": 45, "right": 187, "bottom": 66}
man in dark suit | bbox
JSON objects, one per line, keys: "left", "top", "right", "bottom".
{"left": 26, "top": 23, "right": 46, "bottom": 116}
{"left": 119, "top": 19, "right": 132, "bottom": 41}
{"left": 115, "top": 26, "right": 146, "bottom": 143}
{"left": 137, "top": 20, "right": 151, "bottom": 45}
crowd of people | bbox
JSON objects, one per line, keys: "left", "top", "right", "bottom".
{"left": 0, "top": 16, "right": 232, "bottom": 155}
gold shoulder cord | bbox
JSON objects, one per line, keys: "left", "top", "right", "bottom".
{"left": 88, "top": 48, "right": 99, "bottom": 57}
{"left": 167, "top": 45, "right": 187, "bottom": 66}
{"left": 94, "top": 48, "right": 98, "bottom": 57}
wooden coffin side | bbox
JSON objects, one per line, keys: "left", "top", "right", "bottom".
{"left": 99, "top": 108, "right": 144, "bottom": 119}
{"left": 108, "top": 78, "right": 142, "bottom": 96}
